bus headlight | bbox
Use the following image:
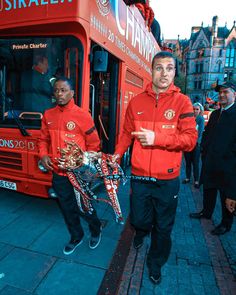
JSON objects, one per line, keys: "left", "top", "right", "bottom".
{"left": 48, "top": 187, "right": 58, "bottom": 198}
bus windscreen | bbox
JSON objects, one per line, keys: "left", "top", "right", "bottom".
{"left": 0, "top": 36, "right": 83, "bottom": 129}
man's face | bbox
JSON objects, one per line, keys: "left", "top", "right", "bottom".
{"left": 39, "top": 57, "right": 49, "bottom": 73}
{"left": 152, "top": 57, "right": 176, "bottom": 94}
{"left": 53, "top": 80, "right": 74, "bottom": 106}
{"left": 218, "top": 87, "right": 236, "bottom": 108}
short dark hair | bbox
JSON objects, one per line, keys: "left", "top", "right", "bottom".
{"left": 53, "top": 76, "right": 74, "bottom": 90}
{"left": 151, "top": 51, "right": 176, "bottom": 69}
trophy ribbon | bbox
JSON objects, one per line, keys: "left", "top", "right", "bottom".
{"left": 58, "top": 141, "right": 124, "bottom": 224}
{"left": 100, "top": 153, "right": 123, "bottom": 223}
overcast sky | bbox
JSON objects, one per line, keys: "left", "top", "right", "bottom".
{"left": 150, "top": 0, "right": 236, "bottom": 40}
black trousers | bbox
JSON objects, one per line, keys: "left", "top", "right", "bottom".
{"left": 52, "top": 173, "right": 101, "bottom": 240}
{"left": 202, "top": 187, "right": 233, "bottom": 228}
{"left": 184, "top": 144, "right": 201, "bottom": 181}
{"left": 130, "top": 178, "right": 180, "bottom": 270}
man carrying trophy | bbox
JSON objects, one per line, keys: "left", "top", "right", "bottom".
{"left": 38, "top": 77, "right": 102, "bottom": 255}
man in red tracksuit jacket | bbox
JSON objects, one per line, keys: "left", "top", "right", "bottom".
{"left": 38, "top": 77, "right": 102, "bottom": 255}
{"left": 115, "top": 51, "right": 197, "bottom": 284}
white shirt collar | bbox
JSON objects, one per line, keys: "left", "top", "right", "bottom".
{"left": 221, "top": 102, "right": 234, "bottom": 111}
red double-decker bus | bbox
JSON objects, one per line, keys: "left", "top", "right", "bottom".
{"left": 0, "top": 0, "right": 160, "bottom": 198}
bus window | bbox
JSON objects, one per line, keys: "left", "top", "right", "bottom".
{"left": 0, "top": 36, "right": 83, "bottom": 129}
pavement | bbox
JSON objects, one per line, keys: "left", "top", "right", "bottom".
{"left": 0, "top": 167, "right": 235, "bottom": 295}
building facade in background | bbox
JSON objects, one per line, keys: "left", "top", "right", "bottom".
{"left": 164, "top": 16, "right": 236, "bottom": 105}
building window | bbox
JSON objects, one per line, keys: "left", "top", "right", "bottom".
{"left": 219, "top": 49, "right": 222, "bottom": 57}
{"left": 224, "top": 71, "right": 228, "bottom": 81}
{"left": 195, "top": 62, "right": 204, "bottom": 73}
{"left": 195, "top": 63, "right": 199, "bottom": 73}
{"left": 217, "top": 60, "right": 222, "bottom": 72}
{"left": 225, "top": 46, "right": 235, "bottom": 67}
{"left": 200, "top": 63, "right": 203, "bottom": 73}
{"left": 224, "top": 71, "right": 233, "bottom": 81}
{"left": 199, "top": 80, "right": 202, "bottom": 89}
{"left": 197, "top": 48, "right": 204, "bottom": 58}
{"left": 194, "top": 80, "right": 202, "bottom": 89}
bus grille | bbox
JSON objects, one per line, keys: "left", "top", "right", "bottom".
{"left": 0, "top": 151, "right": 23, "bottom": 171}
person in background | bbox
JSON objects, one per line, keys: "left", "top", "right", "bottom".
{"left": 182, "top": 102, "right": 205, "bottom": 188}
{"left": 38, "top": 77, "right": 102, "bottom": 255}
{"left": 21, "top": 54, "right": 54, "bottom": 113}
{"left": 203, "top": 102, "right": 212, "bottom": 125}
{"left": 113, "top": 51, "right": 197, "bottom": 285}
{"left": 190, "top": 82, "right": 236, "bottom": 235}
{"left": 226, "top": 197, "right": 236, "bottom": 214}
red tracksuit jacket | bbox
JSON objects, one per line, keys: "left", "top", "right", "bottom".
{"left": 115, "top": 82, "right": 197, "bottom": 180}
{"left": 38, "top": 99, "right": 100, "bottom": 175}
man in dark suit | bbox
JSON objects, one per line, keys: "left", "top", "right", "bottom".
{"left": 21, "top": 55, "right": 54, "bottom": 113}
{"left": 190, "top": 82, "right": 236, "bottom": 235}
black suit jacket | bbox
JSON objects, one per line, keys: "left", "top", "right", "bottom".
{"left": 200, "top": 103, "right": 236, "bottom": 200}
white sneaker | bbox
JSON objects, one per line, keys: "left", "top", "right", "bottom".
{"left": 89, "top": 230, "right": 102, "bottom": 250}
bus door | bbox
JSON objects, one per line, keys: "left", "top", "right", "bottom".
{"left": 90, "top": 44, "right": 119, "bottom": 154}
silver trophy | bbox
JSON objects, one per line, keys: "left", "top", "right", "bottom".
{"left": 57, "top": 141, "right": 124, "bottom": 223}
{"left": 58, "top": 141, "right": 102, "bottom": 185}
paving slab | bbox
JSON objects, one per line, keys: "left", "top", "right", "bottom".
{"left": 0, "top": 285, "right": 32, "bottom": 295}
{"left": 0, "top": 214, "right": 53, "bottom": 248}
{"left": 35, "top": 260, "right": 105, "bottom": 295}
{"left": 0, "top": 248, "right": 56, "bottom": 292}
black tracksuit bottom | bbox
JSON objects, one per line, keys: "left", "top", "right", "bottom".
{"left": 52, "top": 173, "right": 101, "bottom": 241}
{"left": 130, "top": 177, "right": 180, "bottom": 271}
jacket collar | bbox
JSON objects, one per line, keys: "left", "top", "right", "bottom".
{"left": 221, "top": 102, "right": 235, "bottom": 111}
{"left": 56, "top": 98, "right": 75, "bottom": 111}
{"left": 145, "top": 82, "right": 180, "bottom": 98}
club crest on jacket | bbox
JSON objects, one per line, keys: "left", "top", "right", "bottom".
{"left": 164, "top": 109, "right": 175, "bottom": 120}
{"left": 66, "top": 121, "right": 76, "bottom": 130}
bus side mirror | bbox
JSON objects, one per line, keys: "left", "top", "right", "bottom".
{"left": 93, "top": 51, "right": 108, "bottom": 72}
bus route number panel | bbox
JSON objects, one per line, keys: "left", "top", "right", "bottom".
{"left": 0, "top": 180, "right": 17, "bottom": 190}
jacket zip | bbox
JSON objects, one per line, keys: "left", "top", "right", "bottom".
{"left": 58, "top": 108, "right": 63, "bottom": 160}
{"left": 148, "top": 94, "right": 159, "bottom": 176}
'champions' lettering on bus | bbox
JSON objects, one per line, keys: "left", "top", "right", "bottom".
{"left": 0, "top": 138, "right": 35, "bottom": 150}
{"left": 114, "top": 2, "right": 156, "bottom": 63}
{"left": 0, "top": 0, "right": 72, "bottom": 11}
{"left": 94, "top": 1, "right": 155, "bottom": 63}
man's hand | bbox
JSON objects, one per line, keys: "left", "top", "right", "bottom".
{"left": 226, "top": 198, "right": 236, "bottom": 213}
{"left": 132, "top": 127, "right": 155, "bottom": 146}
{"left": 56, "top": 157, "right": 67, "bottom": 170}
{"left": 109, "top": 154, "right": 120, "bottom": 168}
{"left": 41, "top": 155, "right": 53, "bottom": 171}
